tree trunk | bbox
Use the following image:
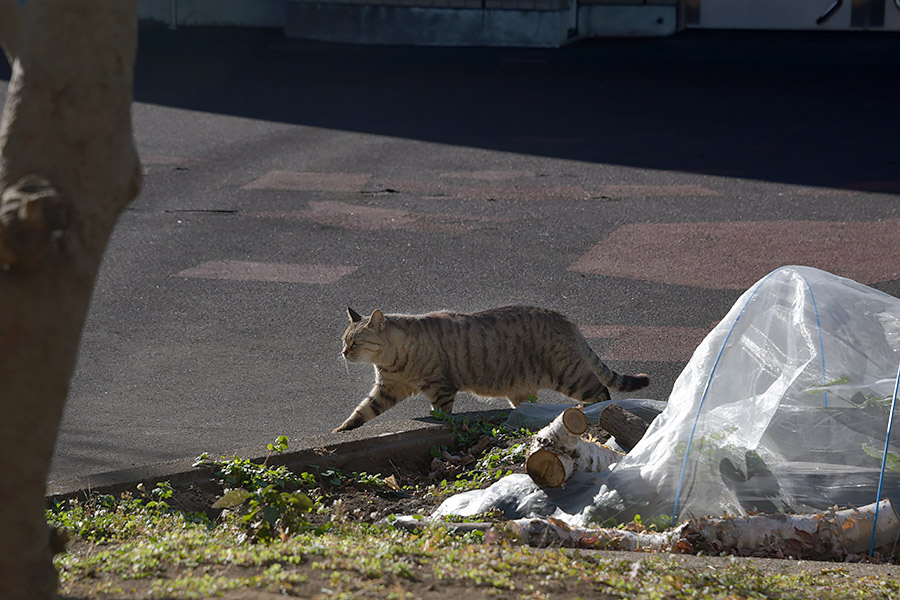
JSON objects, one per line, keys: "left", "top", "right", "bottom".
{"left": 0, "top": 2, "right": 141, "bottom": 599}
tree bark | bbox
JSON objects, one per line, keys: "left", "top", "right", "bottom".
{"left": 505, "top": 500, "right": 900, "bottom": 559}
{"left": 0, "top": 2, "right": 141, "bottom": 599}
{"left": 597, "top": 402, "right": 650, "bottom": 451}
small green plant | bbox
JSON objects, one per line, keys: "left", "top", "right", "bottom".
{"left": 647, "top": 513, "right": 673, "bottom": 531}
{"left": 194, "top": 444, "right": 303, "bottom": 491}
{"left": 266, "top": 435, "right": 290, "bottom": 459}
{"left": 351, "top": 471, "right": 387, "bottom": 488}
{"left": 213, "top": 484, "right": 314, "bottom": 541}
{"left": 196, "top": 436, "right": 318, "bottom": 541}
{"left": 136, "top": 481, "right": 175, "bottom": 511}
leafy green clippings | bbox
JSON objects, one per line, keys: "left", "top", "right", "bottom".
{"left": 429, "top": 407, "right": 531, "bottom": 449}
{"left": 428, "top": 442, "right": 529, "bottom": 498}
{"left": 806, "top": 376, "right": 852, "bottom": 392}
{"left": 862, "top": 442, "right": 900, "bottom": 471}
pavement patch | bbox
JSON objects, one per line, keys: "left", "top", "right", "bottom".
{"left": 569, "top": 220, "right": 900, "bottom": 289}
{"left": 382, "top": 179, "right": 717, "bottom": 201}
{"left": 248, "top": 200, "right": 509, "bottom": 233}
{"left": 580, "top": 324, "right": 712, "bottom": 362}
{"left": 140, "top": 155, "right": 202, "bottom": 174}
{"left": 174, "top": 260, "right": 358, "bottom": 284}
{"left": 244, "top": 171, "right": 372, "bottom": 192}
{"left": 439, "top": 170, "right": 536, "bottom": 181}
{"left": 593, "top": 184, "right": 719, "bottom": 199}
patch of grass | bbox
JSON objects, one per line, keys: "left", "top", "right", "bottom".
{"left": 51, "top": 491, "right": 900, "bottom": 599}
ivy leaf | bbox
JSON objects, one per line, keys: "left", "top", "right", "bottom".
{"left": 862, "top": 443, "right": 900, "bottom": 471}
{"left": 281, "top": 492, "right": 314, "bottom": 511}
{"left": 212, "top": 488, "right": 251, "bottom": 509}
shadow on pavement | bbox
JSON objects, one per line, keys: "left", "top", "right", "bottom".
{"left": 2, "top": 27, "right": 898, "bottom": 191}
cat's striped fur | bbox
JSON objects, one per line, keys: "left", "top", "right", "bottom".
{"left": 333, "top": 305, "right": 650, "bottom": 432}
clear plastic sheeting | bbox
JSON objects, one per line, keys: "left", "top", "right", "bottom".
{"left": 436, "top": 266, "right": 900, "bottom": 526}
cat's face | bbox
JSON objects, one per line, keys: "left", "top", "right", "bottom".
{"left": 342, "top": 308, "right": 387, "bottom": 363}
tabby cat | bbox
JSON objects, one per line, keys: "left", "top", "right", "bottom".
{"left": 333, "top": 305, "right": 649, "bottom": 432}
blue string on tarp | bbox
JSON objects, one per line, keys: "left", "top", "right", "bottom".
{"left": 800, "top": 276, "right": 829, "bottom": 407}
{"left": 672, "top": 270, "right": 830, "bottom": 520}
{"left": 869, "top": 359, "right": 900, "bottom": 557}
{"left": 671, "top": 274, "right": 771, "bottom": 520}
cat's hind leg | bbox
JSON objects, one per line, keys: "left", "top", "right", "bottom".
{"left": 554, "top": 369, "right": 611, "bottom": 404}
{"left": 333, "top": 382, "right": 411, "bottom": 432}
{"left": 580, "top": 381, "right": 611, "bottom": 403}
{"left": 424, "top": 384, "right": 457, "bottom": 414}
{"left": 508, "top": 392, "right": 538, "bottom": 407}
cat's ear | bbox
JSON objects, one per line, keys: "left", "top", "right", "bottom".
{"left": 347, "top": 307, "right": 363, "bottom": 323}
{"left": 369, "top": 310, "right": 385, "bottom": 332}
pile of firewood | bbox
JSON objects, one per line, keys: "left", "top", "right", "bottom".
{"left": 525, "top": 404, "right": 650, "bottom": 488}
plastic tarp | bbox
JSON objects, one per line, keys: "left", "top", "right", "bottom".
{"left": 435, "top": 266, "right": 900, "bottom": 526}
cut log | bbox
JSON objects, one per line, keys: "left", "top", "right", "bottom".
{"left": 526, "top": 449, "right": 574, "bottom": 488}
{"left": 684, "top": 499, "right": 900, "bottom": 557}
{"left": 526, "top": 407, "right": 622, "bottom": 488}
{"left": 499, "top": 499, "right": 900, "bottom": 559}
{"left": 507, "top": 517, "right": 684, "bottom": 552}
{"left": 597, "top": 403, "right": 651, "bottom": 451}
{"left": 560, "top": 406, "right": 589, "bottom": 436}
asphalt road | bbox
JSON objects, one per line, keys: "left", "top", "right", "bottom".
{"left": 2, "top": 27, "right": 899, "bottom": 482}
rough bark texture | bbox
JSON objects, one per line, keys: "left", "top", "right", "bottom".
{"left": 0, "top": 2, "right": 141, "bottom": 598}
{"left": 506, "top": 500, "right": 900, "bottom": 559}
{"left": 597, "top": 402, "right": 650, "bottom": 451}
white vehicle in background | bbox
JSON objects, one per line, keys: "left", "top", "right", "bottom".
{"left": 685, "top": 0, "right": 900, "bottom": 31}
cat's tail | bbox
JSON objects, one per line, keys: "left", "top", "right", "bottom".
{"left": 587, "top": 347, "right": 650, "bottom": 392}
{"left": 609, "top": 370, "right": 651, "bottom": 392}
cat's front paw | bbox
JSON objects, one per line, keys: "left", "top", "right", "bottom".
{"left": 332, "top": 418, "right": 361, "bottom": 433}
{"left": 333, "top": 410, "right": 367, "bottom": 433}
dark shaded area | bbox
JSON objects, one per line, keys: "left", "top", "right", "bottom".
{"left": 135, "top": 27, "right": 900, "bottom": 191}
{"left": 2, "top": 28, "right": 898, "bottom": 191}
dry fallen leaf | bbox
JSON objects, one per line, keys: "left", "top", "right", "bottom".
{"left": 384, "top": 474, "right": 402, "bottom": 492}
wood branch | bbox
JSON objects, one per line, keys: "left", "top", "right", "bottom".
{"left": 0, "top": 0, "right": 21, "bottom": 64}
{"left": 526, "top": 407, "right": 623, "bottom": 488}
{"left": 508, "top": 517, "right": 684, "bottom": 552}
{"left": 503, "top": 500, "right": 900, "bottom": 559}
{"left": 684, "top": 499, "right": 900, "bottom": 558}
{"left": 597, "top": 403, "right": 651, "bottom": 451}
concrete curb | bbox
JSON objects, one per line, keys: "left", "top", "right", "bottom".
{"left": 46, "top": 410, "right": 510, "bottom": 501}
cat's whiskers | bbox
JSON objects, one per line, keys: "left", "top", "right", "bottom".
{"left": 339, "top": 353, "right": 351, "bottom": 378}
